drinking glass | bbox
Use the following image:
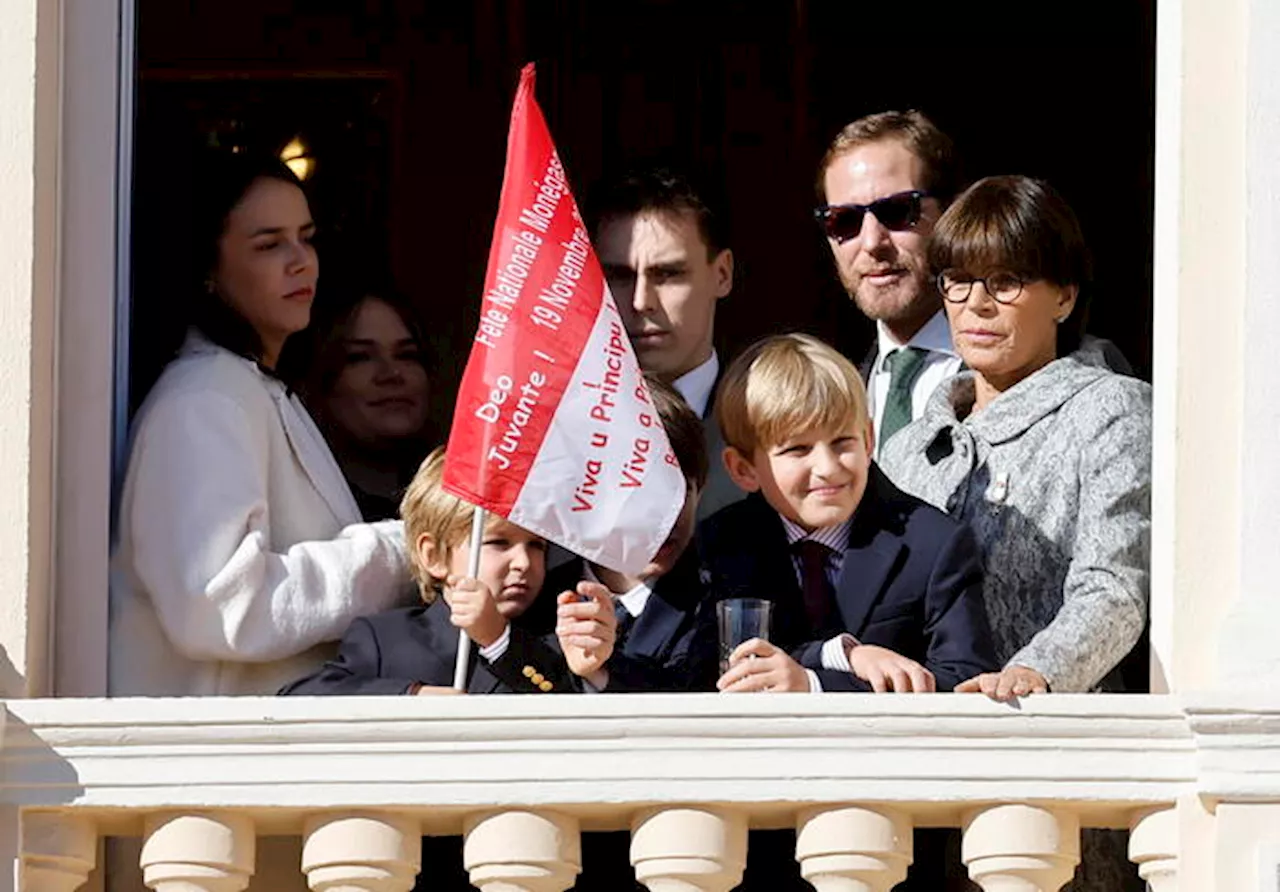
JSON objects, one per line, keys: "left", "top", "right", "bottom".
{"left": 716, "top": 598, "right": 773, "bottom": 675}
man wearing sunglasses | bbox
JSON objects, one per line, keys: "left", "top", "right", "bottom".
{"left": 590, "top": 167, "right": 743, "bottom": 520}
{"left": 815, "top": 110, "right": 964, "bottom": 456}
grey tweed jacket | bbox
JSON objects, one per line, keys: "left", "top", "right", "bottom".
{"left": 879, "top": 356, "right": 1151, "bottom": 693}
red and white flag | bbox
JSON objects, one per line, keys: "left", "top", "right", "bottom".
{"left": 443, "top": 64, "right": 685, "bottom": 575}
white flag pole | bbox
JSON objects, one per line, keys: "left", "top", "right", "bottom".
{"left": 452, "top": 505, "right": 487, "bottom": 691}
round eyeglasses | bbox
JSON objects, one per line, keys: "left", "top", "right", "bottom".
{"left": 936, "top": 270, "right": 1026, "bottom": 304}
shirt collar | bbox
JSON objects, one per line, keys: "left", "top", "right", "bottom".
{"left": 779, "top": 514, "right": 852, "bottom": 554}
{"left": 672, "top": 351, "right": 720, "bottom": 419}
{"left": 874, "top": 309, "right": 957, "bottom": 374}
{"left": 584, "top": 564, "right": 655, "bottom": 618}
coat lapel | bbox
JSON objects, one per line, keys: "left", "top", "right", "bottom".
{"left": 833, "top": 470, "right": 905, "bottom": 637}
{"left": 269, "top": 386, "right": 363, "bottom": 525}
{"left": 624, "top": 555, "right": 701, "bottom": 662}
{"left": 424, "top": 599, "right": 503, "bottom": 693}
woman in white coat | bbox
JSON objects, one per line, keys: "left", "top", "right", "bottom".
{"left": 110, "top": 152, "right": 413, "bottom": 696}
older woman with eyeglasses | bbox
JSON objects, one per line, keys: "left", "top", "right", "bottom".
{"left": 880, "top": 175, "right": 1150, "bottom": 702}
{"left": 879, "top": 176, "right": 1150, "bottom": 892}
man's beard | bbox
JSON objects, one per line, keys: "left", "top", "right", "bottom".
{"left": 845, "top": 267, "right": 937, "bottom": 325}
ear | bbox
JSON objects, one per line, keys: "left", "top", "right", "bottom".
{"left": 862, "top": 416, "right": 876, "bottom": 453}
{"left": 418, "top": 533, "right": 451, "bottom": 583}
{"left": 1056, "top": 284, "right": 1079, "bottom": 322}
{"left": 711, "top": 248, "right": 734, "bottom": 299}
{"left": 722, "top": 446, "right": 761, "bottom": 492}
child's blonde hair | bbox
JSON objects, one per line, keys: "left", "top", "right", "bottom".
{"left": 716, "top": 333, "right": 870, "bottom": 455}
{"left": 399, "top": 447, "right": 476, "bottom": 601}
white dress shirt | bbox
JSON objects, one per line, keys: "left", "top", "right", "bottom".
{"left": 673, "top": 351, "right": 720, "bottom": 419}
{"left": 868, "top": 310, "right": 962, "bottom": 456}
{"left": 584, "top": 563, "right": 654, "bottom": 618}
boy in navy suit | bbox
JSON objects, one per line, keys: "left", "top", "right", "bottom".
{"left": 545, "top": 375, "right": 716, "bottom": 694}
{"left": 704, "top": 333, "right": 995, "bottom": 694}
{"left": 280, "top": 447, "right": 617, "bottom": 697}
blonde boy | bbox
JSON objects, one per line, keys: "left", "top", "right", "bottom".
{"left": 701, "top": 333, "right": 994, "bottom": 693}
{"left": 281, "top": 448, "right": 616, "bottom": 695}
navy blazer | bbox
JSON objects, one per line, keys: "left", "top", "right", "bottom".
{"left": 698, "top": 464, "right": 997, "bottom": 691}
{"left": 278, "top": 595, "right": 579, "bottom": 696}
{"left": 545, "top": 546, "right": 716, "bottom": 693}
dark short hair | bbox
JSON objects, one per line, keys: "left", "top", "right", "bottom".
{"left": 646, "top": 373, "right": 708, "bottom": 490}
{"left": 929, "top": 175, "right": 1093, "bottom": 355}
{"left": 587, "top": 167, "right": 729, "bottom": 259}
{"left": 817, "top": 110, "right": 961, "bottom": 208}
{"left": 189, "top": 150, "right": 307, "bottom": 363}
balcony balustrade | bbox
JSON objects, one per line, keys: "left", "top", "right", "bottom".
{"left": 0, "top": 693, "right": 1275, "bottom": 891}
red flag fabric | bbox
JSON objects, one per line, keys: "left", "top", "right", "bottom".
{"left": 442, "top": 64, "right": 685, "bottom": 575}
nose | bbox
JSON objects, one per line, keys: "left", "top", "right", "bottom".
{"left": 287, "top": 238, "right": 314, "bottom": 274}
{"left": 509, "top": 544, "right": 532, "bottom": 572}
{"left": 965, "top": 281, "right": 1000, "bottom": 315}
{"left": 812, "top": 442, "right": 841, "bottom": 477}
{"left": 858, "top": 211, "right": 892, "bottom": 251}
{"left": 372, "top": 355, "right": 405, "bottom": 385}
{"left": 631, "top": 272, "right": 659, "bottom": 315}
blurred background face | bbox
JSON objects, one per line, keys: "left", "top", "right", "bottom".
{"left": 324, "top": 297, "right": 430, "bottom": 447}
{"left": 597, "top": 210, "right": 732, "bottom": 382}
{"left": 822, "top": 139, "right": 940, "bottom": 338}
{"left": 213, "top": 176, "right": 317, "bottom": 361}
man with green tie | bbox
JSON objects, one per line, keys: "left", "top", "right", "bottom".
{"left": 813, "top": 110, "right": 964, "bottom": 454}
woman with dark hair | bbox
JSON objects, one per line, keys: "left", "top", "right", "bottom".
{"left": 110, "top": 151, "right": 412, "bottom": 696}
{"left": 880, "top": 175, "right": 1149, "bottom": 891}
{"left": 289, "top": 290, "right": 435, "bottom": 521}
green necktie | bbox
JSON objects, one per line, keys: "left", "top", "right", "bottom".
{"left": 879, "top": 347, "right": 928, "bottom": 447}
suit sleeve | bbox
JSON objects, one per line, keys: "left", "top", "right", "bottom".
{"left": 1008, "top": 388, "right": 1150, "bottom": 691}
{"left": 124, "top": 389, "right": 412, "bottom": 664}
{"left": 484, "top": 626, "right": 582, "bottom": 693}
{"left": 277, "top": 618, "right": 417, "bottom": 696}
{"left": 607, "top": 601, "right": 719, "bottom": 693}
{"left": 923, "top": 522, "right": 1000, "bottom": 691}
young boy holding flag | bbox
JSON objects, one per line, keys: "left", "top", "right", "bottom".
{"left": 278, "top": 448, "right": 617, "bottom": 696}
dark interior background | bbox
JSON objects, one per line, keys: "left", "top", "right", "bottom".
{"left": 131, "top": 0, "right": 1155, "bottom": 429}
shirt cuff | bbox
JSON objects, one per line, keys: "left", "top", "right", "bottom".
{"left": 820, "top": 633, "right": 859, "bottom": 672}
{"left": 806, "top": 669, "right": 822, "bottom": 693}
{"left": 582, "top": 669, "right": 610, "bottom": 693}
{"left": 477, "top": 625, "right": 511, "bottom": 662}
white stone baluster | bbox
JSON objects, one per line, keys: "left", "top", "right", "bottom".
{"left": 630, "top": 806, "right": 747, "bottom": 892}
{"left": 795, "top": 806, "right": 912, "bottom": 892}
{"left": 463, "top": 809, "right": 580, "bottom": 892}
{"left": 140, "top": 812, "right": 254, "bottom": 892}
{"left": 302, "top": 813, "right": 421, "bottom": 892}
{"left": 962, "top": 805, "right": 1079, "bottom": 892}
{"left": 21, "top": 812, "right": 97, "bottom": 892}
{"left": 1129, "top": 806, "right": 1178, "bottom": 892}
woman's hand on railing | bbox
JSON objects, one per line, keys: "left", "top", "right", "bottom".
{"left": 957, "top": 664, "right": 1049, "bottom": 700}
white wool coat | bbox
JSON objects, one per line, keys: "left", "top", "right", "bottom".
{"left": 110, "top": 333, "right": 413, "bottom": 696}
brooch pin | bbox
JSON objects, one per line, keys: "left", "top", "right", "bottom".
{"left": 986, "top": 471, "right": 1010, "bottom": 505}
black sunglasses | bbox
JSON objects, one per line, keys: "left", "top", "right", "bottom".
{"left": 813, "top": 190, "right": 933, "bottom": 244}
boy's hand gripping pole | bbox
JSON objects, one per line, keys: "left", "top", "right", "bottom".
{"left": 452, "top": 506, "right": 487, "bottom": 691}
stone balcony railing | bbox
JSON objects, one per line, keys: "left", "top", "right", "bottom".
{"left": 1, "top": 693, "right": 1277, "bottom": 892}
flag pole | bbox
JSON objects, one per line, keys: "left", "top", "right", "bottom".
{"left": 453, "top": 505, "right": 487, "bottom": 690}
